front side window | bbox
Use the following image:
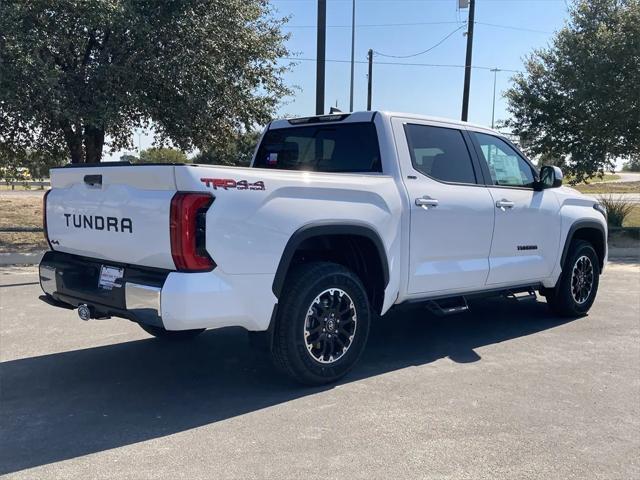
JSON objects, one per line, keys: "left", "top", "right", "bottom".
{"left": 472, "top": 132, "right": 536, "bottom": 188}
{"left": 404, "top": 124, "right": 477, "bottom": 184}
{"left": 254, "top": 123, "right": 381, "bottom": 173}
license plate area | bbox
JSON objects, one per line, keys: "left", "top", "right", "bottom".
{"left": 98, "top": 265, "right": 124, "bottom": 290}
{"left": 40, "top": 251, "right": 170, "bottom": 311}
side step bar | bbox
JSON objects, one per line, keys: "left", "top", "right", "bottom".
{"left": 426, "top": 296, "right": 469, "bottom": 316}
{"left": 423, "top": 286, "right": 538, "bottom": 316}
{"left": 504, "top": 288, "right": 537, "bottom": 302}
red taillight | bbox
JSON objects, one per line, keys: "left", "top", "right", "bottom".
{"left": 43, "top": 190, "right": 52, "bottom": 249}
{"left": 170, "top": 192, "right": 215, "bottom": 272}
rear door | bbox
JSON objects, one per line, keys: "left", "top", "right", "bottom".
{"left": 46, "top": 165, "right": 177, "bottom": 270}
{"left": 392, "top": 118, "right": 495, "bottom": 295}
{"left": 468, "top": 131, "right": 561, "bottom": 285}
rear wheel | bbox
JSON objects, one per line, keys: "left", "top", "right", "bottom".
{"left": 139, "top": 324, "right": 205, "bottom": 341}
{"left": 271, "top": 262, "right": 371, "bottom": 385}
{"left": 545, "top": 240, "right": 600, "bottom": 317}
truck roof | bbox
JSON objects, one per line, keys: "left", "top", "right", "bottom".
{"left": 269, "top": 110, "right": 500, "bottom": 136}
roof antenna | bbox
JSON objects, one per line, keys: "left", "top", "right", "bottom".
{"left": 329, "top": 106, "right": 343, "bottom": 114}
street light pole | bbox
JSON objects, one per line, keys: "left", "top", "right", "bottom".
{"left": 349, "top": 0, "right": 356, "bottom": 112}
{"left": 490, "top": 68, "right": 500, "bottom": 129}
{"left": 460, "top": 0, "right": 475, "bottom": 121}
{"left": 316, "top": 0, "right": 327, "bottom": 115}
{"left": 367, "top": 49, "right": 373, "bottom": 110}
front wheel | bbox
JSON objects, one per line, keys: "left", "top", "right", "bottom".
{"left": 545, "top": 240, "right": 600, "bottom": 317}
{"left": 139, "top": 324, "right": 205, "bottom": 341}
{"left": 271, "top": 262, "right": 371, "bottom": 385}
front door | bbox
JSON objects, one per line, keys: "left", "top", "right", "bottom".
{"left": 469, "top": 131, "right": 561, "bottom": 285}
{"left": 393, "top": 119, "right": 496, "bottom": 296}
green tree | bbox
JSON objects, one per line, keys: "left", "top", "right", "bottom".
{"left": 119, "top": 154, "right": 138, "bottom": 163}
{"left": 192, "top": 130, "right": 262, "bottom": 166}
{"left": 22, "top": 151, "right": 66, "bottom": 180}
{"left": 622, "top": 156, "right": 640, "bottom": 172}
{"left": 0, "top": 0, "right": 291, "bottom": 164}
{"left": 137, "top": 148, "right": 187, "bottom": 164}
{"left": 504, "top": 0, "right": 640, "bottom": 183}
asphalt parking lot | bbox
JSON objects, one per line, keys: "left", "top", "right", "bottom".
{"left": 1, "top": 262, "right": 638, "bottom": 480}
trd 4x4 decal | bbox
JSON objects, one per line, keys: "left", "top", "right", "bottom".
{"left": 200, "top": 178, "right": 266, "bottom": 191}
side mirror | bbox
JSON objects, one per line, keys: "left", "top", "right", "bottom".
{"left": 537, "top": 165, "right": 563, "bottom": 190}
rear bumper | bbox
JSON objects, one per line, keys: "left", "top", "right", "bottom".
{"left": 39, "top": 251, "right": 277, "bottom": 332}
{"left": 39, "top": 251, "right": 166, "bottom": 327}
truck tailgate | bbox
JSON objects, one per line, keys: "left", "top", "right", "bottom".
{"left": 46, "top": 165, "right": 177, "bottom": 270}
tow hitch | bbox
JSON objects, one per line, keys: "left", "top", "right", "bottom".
{"left": 76, "top": 303, "right": 111, "bottom": 321}
{"left": 77, "top": 304, "right": 92, "bottom": 321}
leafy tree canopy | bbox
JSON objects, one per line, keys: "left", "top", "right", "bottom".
{"left": 0, "top": 0, "right": 291, "bottom": 164}
{"left": 192, "top": 130, "right": 261, "bottom": 166}
{"left": 504, "top": 0, "right": 640, "bottom": 182}
{"left": 137, "top": 147, "right": 187, "bottom": 164}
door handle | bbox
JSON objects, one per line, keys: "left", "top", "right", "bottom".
{"left": 415, "top": 196, "right": 439, "bottom": 209}
{"left": 496, "top": 199, "right": 515, "bottom": 211}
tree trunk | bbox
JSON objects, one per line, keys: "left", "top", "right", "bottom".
{"left": 84, "top": 125, "right": 105, "bottom": 163}
{"left": 61, "top": 122, "right": 84, "bottom": 163}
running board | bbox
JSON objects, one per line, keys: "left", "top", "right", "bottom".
{"left": 504, "top": 288, "right": 537, "bottom": 302}
{"left": 426, "top": 296, "right": 469, "bottom": 316}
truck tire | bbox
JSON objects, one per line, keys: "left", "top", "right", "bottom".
{"left": 139, "top": 324, "right": 205, "bottom": 341}
{"left": 272, "top": 262, "right": 371, "bottom": 385}
{"left": 545, "top": 239, "right": 600, "bottom": 317}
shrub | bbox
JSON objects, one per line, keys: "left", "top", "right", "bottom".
{"left": 598, "top": 195, "right": 635, "bottom": 227}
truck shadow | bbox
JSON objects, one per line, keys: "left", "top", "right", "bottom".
{"left": 0, "top": 298, "right": 575, "bottom": 474}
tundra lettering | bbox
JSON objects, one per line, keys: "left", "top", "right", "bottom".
{"left": 40, "top": 111, "right": 607, "bottom": 385}
{"left": 64, "top": 213, "right": 133, "bottom": 233}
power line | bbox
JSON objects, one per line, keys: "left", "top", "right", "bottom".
{"left": 374, "top": 25, "right": 465, "bottom": 58}
{"left": 284, "top": 21, "right": 552, "bottom": 35}
{"left": 474, "top": 21, "right": 552, "bottom": 34}
{"left": 281, "top": 56, "right": 521, "bottom": 73}
{"left": 285, "top": 21, "right": 462, "bottom": 28}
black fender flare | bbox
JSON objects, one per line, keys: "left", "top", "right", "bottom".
{"left": 560, "top": 220, "right": 606, "bottom": 268}
{"left": 272, "top": 222, "right": 390, "bottom": 298}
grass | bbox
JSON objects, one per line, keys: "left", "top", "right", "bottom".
{"left": 0, "top": 184, "right": 48, "bottom": 191}
{"left": 623, "top": 205, "right": 640, "bottom": 228}
{"left": 0, "top": 196, "right": 43, "bottom": 228}
{"left": 0, "top": 195, "right": 47, "bottom": 252}
{"left": 574, "top": 181, "right": 640, "bottom": 194}
{"left": 565, "top": 173, "right": 620, "bottom": 184}
{"left": 0, "top": 232, "right": 48, "bottom": 252}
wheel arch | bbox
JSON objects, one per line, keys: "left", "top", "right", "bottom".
{"left": 561, "top": 220, "right": 606, "bottom": 270}
{"left": 272, "top": 223, "right": 390, "bottom": 314}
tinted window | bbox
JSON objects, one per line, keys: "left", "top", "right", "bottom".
{"left": 254, "top": 123, "right": 381, "bottom": 172}
{"left": 472, "top": 132, "right": 535, "bottom": 187}
{"left": 404, "top": 124, "right": 477, "bottom": 184}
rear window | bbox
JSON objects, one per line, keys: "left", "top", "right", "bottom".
{"left": 254, "top": 123, "right": 381, "bottom": 173}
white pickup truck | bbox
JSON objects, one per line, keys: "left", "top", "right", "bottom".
{"left": 40, "top": 111, "right": 607, "bottom": 384}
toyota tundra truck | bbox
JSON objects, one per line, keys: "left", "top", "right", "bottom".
{"left": 39, "top": 111, "right": 608, "bottom": 384}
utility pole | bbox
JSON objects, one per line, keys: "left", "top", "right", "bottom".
{"left": 460, "top": 0, "right": 475, "bottom": 121}
{"left": 367, "top": 49, "right": 373, "bottom": 111}
{"left": 349, "top": 0, "right": 356, "bottom": 112}
{"left": 316, "top": 0, "right": 327, "bottom": 115}
{"left": 490, "top": 68, "right": 501, "bottom": 129}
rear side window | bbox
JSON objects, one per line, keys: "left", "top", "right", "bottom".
{"left": 404, "top": 124, "right": 477, "bottom": 184}
{"left": 254, "top": 123, "right": 381, "bottom": 173}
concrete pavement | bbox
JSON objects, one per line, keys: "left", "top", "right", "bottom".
{"left": 0, "top": 262, "right": 639, "bottom": 479}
